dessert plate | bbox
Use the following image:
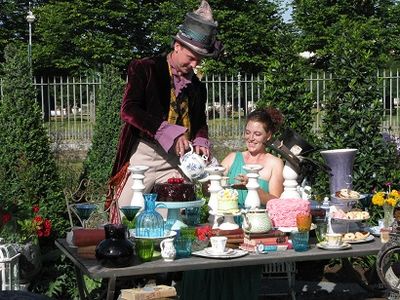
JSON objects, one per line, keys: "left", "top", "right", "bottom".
{"left": 343, "top": 234, "right": 374, "bottom": 244}
{"left": 317, "top": 242, "right": 351, "bottom": 250}
{"left": 204, "top": 247, "right": 235, "bottom": 256}
{"left": 192, "top": 248, "right": 248, "bottom": 259}
{"left": 130, "top": 230, "right": 177, "bottom": 240}
{"left": 277, "top": 223, "right": 317, "bottom": 233}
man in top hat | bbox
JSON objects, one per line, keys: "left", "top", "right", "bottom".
{"left": 106, "top": 1, "right": 222, "bottom": 216}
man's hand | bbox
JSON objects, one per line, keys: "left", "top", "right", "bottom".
{"left": 174, "top": 135, "right": 190, "bottom": 156}
{"left": 194, "top": 145, "right": 209, "bottom": 159}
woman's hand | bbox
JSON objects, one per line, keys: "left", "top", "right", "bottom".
{"left": 235, "top": 174, "right": 248, "bottom": 186}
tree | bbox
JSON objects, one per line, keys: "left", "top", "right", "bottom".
{"left": 0, "top": 43, "right": 68, "bottom": 237}
{"left": 33, "top": 0, "right": 153, "bottom": 75}
{"left": 292, "top": 0, "right": 398, "bottom": 69}
{"left": 292, "top": 0, "right": 399, "bottom": 197}
{"left": 81, "top": 64, "right": 124, "bottom": 192}
{"left": 258, "top": 27, "right": 315, "bottom": 138}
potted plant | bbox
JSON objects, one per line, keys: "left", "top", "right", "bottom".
{"left": 0, "top": 203, "right": 52, "bottom": 284}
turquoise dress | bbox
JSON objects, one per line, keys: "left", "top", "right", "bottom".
{"left": 226, "top": 152, "right": 269, "bottom": 208}
{"left": 179, "top": 153, "right": 268, "bottom": 300}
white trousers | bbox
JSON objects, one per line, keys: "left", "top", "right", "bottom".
{"left": 118, "top": 139, "right": 184, "bottom": 208}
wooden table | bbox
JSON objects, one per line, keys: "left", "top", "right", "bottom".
{"left": 55, "top": 238, "right": 383, "bottom": 300}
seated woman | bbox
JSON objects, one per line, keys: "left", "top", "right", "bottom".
{"left": 221, "top": 107, "right": 284, "bottom": 207}
{"left": 179, "top": 107, "right": 284, "bottom": 300}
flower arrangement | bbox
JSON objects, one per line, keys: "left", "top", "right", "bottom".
{"left": 195, "top": 225, "right": 212, "bottom": 241}
{"left": 0, "top": 204, "right": 52, "bottom": 244}
{"left": 372, "top": 185, "right": 400, "bottom": 207}
{"left": 371, "top": 183, "right": 400, "bottom": 227}
{"left": 191, "top": 225, "right": 212, "bottom": 251}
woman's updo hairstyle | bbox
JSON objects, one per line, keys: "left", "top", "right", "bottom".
{"left": 246, "top": 107, "right": 284, "bottom": 134}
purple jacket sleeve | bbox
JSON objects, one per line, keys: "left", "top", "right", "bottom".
{"left": 155, "top": 122, "right": 187, "bottom": 152}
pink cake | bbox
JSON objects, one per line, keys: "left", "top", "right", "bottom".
{"left": 266, "top": 198, "right": 311, "bottom": 227}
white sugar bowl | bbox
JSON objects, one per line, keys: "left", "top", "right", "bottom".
{"left": 242, "top": 209, "right": 272, "bottom": 233}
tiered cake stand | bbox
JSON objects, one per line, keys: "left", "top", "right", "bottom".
{"left": 156, "top": 199, "right": 205, "bottom": 232}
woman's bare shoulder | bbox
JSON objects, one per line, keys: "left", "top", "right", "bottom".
{"left": 221, "top": 152, "right": 237, "bottom": 168}
{"left": 265, "top": 153, "right": 284, "bottom": 168}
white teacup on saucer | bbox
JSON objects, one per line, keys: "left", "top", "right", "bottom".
{"left": 325, "top": 233, "right": 343, "bottom": 247}
{"left": 210, "top": 236, "right": 228, "bottom": 254}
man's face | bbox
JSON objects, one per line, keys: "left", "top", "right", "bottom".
{"left": 173, "top": 42, "right": 203, "bottom": 75}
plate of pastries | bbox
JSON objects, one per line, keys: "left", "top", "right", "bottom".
{"left": 342, "top": 231, "right": 374, "bottom": 243}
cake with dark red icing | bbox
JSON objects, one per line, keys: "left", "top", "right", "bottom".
{"left": 153, "top": 178, "right": 196, "bottom": 202}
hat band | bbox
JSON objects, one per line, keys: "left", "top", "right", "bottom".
{"left": 180, "top": 26, "right": 212, "bottom": 46}
{"left": 177, "top": 32, "right": 213, "bottom": 52}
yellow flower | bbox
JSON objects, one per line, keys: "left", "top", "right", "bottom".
{"left": 372, "top": 189, "right": 400, "bottom": 207}
{"left": 372, "top": 192, "right": 386, "bottom": 206}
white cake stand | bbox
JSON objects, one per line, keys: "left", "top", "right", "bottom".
{"left": 243, "top": 164, "right": 263, "bottom": 209}
{"left": 209, "top": 210, "right": 241, "bottom": 230}
{"left": 156, "top": 199, "right": 205, "bottom": 232}
{"left": 129, "top": 165, "right": 149, "bottom": 208}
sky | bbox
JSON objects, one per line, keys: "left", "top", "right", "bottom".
{"left": 281, "top": 0, "right": 293, "bottom": 23}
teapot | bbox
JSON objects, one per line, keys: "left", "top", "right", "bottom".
{"left": 242, "top": 209, "right": 272, "bottom": 233}
{"left": 179, "top": 144, "right": 208, "bottom": 181}
{"left": 160, "top": 237, "right": 176, "bottom": 262}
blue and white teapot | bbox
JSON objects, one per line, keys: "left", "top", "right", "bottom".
{"left": 179, "top": 144, "right": 208, "bottom": 181}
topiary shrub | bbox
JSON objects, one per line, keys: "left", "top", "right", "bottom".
{"left": 81, "top": 64, "right": 124, "bottom": 198}
{"left": 0, "top": 44, "right": 68, "bottom": 239}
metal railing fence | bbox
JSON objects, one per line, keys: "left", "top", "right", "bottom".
{"left": 0, "top": 71, "right": 399, "bottom": 142}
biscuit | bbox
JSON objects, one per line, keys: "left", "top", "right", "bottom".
{"left": 343, "top": 233, "right": 355, "bottom": 240}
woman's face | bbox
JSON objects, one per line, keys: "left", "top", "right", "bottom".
{"left": 245, "top": 120, "right": 271, "bottom": 153}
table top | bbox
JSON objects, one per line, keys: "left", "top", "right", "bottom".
{"left": 55, "top": 238, "right": 383, "bottom": 280}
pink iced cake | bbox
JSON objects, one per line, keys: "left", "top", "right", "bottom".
{"left": 266, "top": 198, "right": 311, "bottom": 227}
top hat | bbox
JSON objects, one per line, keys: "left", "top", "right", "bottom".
{"left": 268, "top": 129, "right": 319, "bottom": 173}
{"left": 173, "top": 1, "right": 221, "bottom": 57}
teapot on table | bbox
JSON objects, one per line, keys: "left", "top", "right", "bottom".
{"left": 242, "top": 209, "right": 272, "bottom": 233}
{"left": 179, "top": 144, "right": 208, "bottom": 181}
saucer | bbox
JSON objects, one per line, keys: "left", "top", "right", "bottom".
{"left": 367, "top": 226, "right": 381, "bottom": 237}
{"left": 204, "top": 247, "right": 234, "bottom": 256}
{"left": 192, "top": 248, "right": 248, "bottom": 259}
{"left": 317, "top": 242, "right": 351, "bottom": 250}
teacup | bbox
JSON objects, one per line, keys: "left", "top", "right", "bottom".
{"left": 325, "top": 233, "right": 343, "bottom": 247}
{"left": 210, "top": 236, "right": 227, "bottom": 254}
{"left": 179, "top": 144, "right": 208, "bottom": 181}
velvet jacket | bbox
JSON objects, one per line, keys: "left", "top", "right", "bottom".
{"left": 111, "top": 54, "right": 209, "bottom": 176}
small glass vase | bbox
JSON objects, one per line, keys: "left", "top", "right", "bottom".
{"left": 383, "top": 202, "right": 395, "bottom": 228}
{"left": 135, "top": 193, "right": 165, "bottom": 238}
{"left": 191, "top": 238, "right": 210, "bottom": 252}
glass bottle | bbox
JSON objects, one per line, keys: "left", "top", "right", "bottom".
{"left": 135, "top": 193, "right": 165, "bottom": 238}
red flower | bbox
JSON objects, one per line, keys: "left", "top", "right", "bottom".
{"left": 34, "top": 215, "right": 43, "bottom": 224}
{"left": 2, "top": 213, "right": 12, "bottom": 225}
{"left": 43, "top": 219, "right": 52, "bottom": 230}
{"left": 32, "top": 205, "right": 40, "bottom": 214}
{"left": 196, "top": 225, "right": 212, "bottom": 241}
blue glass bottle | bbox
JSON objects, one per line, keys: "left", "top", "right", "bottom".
{"left": 135, "top": 193, "right": 165, "bottom": 238}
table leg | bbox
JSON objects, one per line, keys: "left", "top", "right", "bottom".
{"left": 106, "top": 276, "right": 117, "bottom": 300}
{"left": 74, "top": 266, "right": 88, "bottom": 300}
